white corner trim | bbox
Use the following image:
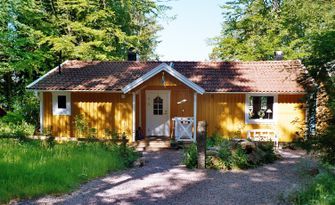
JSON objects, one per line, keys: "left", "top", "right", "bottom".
{"left": 193, "top": 92, "right": 197, "bottom": 142}
{"left": 132, "top": 93, "right": 136, "bottom": 142}
{"left": 52, "top": 92, "right": 71, "bottom": 116}
{"left": 122, "top": 63, "right": 205, "bottom": 94}
{"left": 39, "top": 92, "right": 44, "bottom": 134}
{"left": 245, "top": 93, "right": 278, "bottom": 124}
{"left": 26, "top": 60, "right": 69, "bottom": 89}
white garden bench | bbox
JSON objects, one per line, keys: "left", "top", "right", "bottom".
{"left": 247, "top": 129, "right": 279, "bottom": 148}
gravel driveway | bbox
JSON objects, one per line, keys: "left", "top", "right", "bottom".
{"left": 21, "top": 149, "right": 305, "bottom": 205}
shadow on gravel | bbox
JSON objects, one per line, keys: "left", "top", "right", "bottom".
{"left": 26, "top": 149, "right": 304, "bottom": 205}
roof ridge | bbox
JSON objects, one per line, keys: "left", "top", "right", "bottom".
{"left": 64, "top": 59, "right": 302, "bottom": 64}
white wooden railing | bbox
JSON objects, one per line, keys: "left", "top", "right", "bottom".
{"left": 173, "top": 117, "right": 195, "bottom": 142}
{"left": 247, "top": 129, "right": 279, "bottom": 148}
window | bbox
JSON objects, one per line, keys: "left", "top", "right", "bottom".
{"left": 52, "top": 92, "right": 71, "bottom": 115}
{"left": 153, "top": 96, "right": 163, "bottom": 115}
{"left": 246, "top": 94, "right": 277, "bottom": 124}
{"left": 57, "top": 96, "right": 67, "bottom": 109}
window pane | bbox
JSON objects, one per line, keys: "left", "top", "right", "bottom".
{"left": 249, "top": 96, "right": 274, "bottom": 120}
{"left": 265, "top": 96, "right": 274, "bottom": 119}
{"left": 58, "top": 96, "right": 66, "bottom": 109}
{"left": 153, "top": 96, "right": 163, "bottom": 115}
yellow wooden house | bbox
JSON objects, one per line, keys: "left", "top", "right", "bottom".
{"left": 27, "top": 59, "right": 306, "bottom": 143}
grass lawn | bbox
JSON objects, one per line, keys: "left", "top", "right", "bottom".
{"left": 291, "top": 170, "right": 335, "bottom": 205}
{"left": 0, "top": 138, "right": 138, "bottom": 203}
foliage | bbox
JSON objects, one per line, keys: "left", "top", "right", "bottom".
{"left": 232, "top": 145, "right": 250, "bottom": 169}
{"left": 217, "top": 140, "right": 249, "bottom": 170}
{"left": 0, "top": 112, "right": 24, "bottom": 124}
{"left": 206, "top": 134, "right": 275, "bottom": 170}
{"left": 288, "top": 169, "right": 335, "bottom": 205}
{"left": 212, "top": 0, "right": 335, "bottom": 164}
{"left": 1, "top": 92, "right": 39, "bottom": 127}
{"left": 183, "top": 143, "right": 198, "bottom": 169}
{"left": 73, "top": 114, "right": 97, "bottom": 139}
{"left": 0, "top": 0, "right": 168, "bottom": 111}
{"left": 0, "top": 121, "right": 35, "bottom": 140}
{"left": 104, "top": 128, "right": 119, "bottom": 141}
{"left": 0, "top": 138, "right": 138, "bottom": 203}
{"left": 211, "top": 0, "right": 335, "bottom": 62}
{"left": 217, "top": 139, "right": 233, "bottom": 169}
{"left": 257, "top": 142, "right": 277, "bottom": 164}
{"left": 206, "top": 132, "right": 225, "bottom": 147}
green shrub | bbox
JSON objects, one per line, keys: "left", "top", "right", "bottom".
{"left": 0, "top": 112, "right": 24, "bottom": 124}
{"left": 13, "top": 93, "right": 39, "bottom": 126}
{"left": 217, "top": 141, "right": 250, "bottom": 170}
{"left": 289, "top": 171, "right": 335, "bottom": 205}
{"left": 206, "top": 134, "right": 275, "bottom": 170}
{"left": 0, "top": 121, "right": 35, "bottom": 140}
{"left": 183, "top": 143, "right": 198, "bottom": 168}
{"left": 207, "top": 132, "right": 225, "bottom": 147}
{"left": 104, "top": 128, "right": 120, "bottom": 142}
{"left": 257, "top": 142, "right": 277, "bottom": 164}
{"left": 74, "top": 114, "right": 97, "bottom": 139}
{"left": 315, "top": 128, "right": 335, "bottom": 164}
{"left": 231, "top": 145, "right": 249, "bottom": 169}
{"left": 3, "top": 92, "right": 40, "bottom": 127}
{"left": 74, "top": 114, "right": 89, "bottom": 138}
{"left": 218, "top": 140, "right": 233, "bottom": 169}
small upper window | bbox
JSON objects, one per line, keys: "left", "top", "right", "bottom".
{"left": 52, "top": 92, "right": 71, "bottom": 115}
{"left": 153, "top": 96, "right": 163, "bottom": 115}
{"left": 58, "top": 95, "right": 67, "bottom": 109}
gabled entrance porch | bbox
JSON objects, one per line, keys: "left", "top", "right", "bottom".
{"left": 122, "top": 63, "right": 205, "bottom": 144}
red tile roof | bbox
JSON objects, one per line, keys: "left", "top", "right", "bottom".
{"left": 28, "top": 60, "right": 306, "bottom": 93}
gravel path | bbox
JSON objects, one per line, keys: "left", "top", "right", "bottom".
{"left": 21, "top": 149, "right": 305, "bottom": 205}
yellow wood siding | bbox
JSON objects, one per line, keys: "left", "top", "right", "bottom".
{"left": 197, "top": 93, "right": 305, "bottom": 142}
{"left": 43, "top": 92, "right": 71, "bottom": 137}
{"left": 43, "top": 92, "right": 133, "bottom": 141}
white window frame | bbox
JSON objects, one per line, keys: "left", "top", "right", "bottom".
{"left": 245, "top": 93, "right": 278, "bottom": 124}
{"left": 52, "top": 92, "right": 71, "bottom": 115}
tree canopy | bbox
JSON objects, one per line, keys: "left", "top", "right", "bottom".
{"left": 0, "top": 0, "right": 167, "bottom": 109}
{"left": 210, "top": 0, "right": 335, "bottom": 65}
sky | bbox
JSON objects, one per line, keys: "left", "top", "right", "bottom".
{"left": 156, "top": 0, "right": 223, "bottom": 61}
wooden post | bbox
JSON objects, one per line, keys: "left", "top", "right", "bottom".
{"left": 197, "top": 121, "right": 207, "bottom": 169}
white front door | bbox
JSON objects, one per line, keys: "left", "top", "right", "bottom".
{"left": 146, "top": 90, "right": 170, "bottom": 136}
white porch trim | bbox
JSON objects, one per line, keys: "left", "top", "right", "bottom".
{"left": 132, "top": 92, "right": 136, "bottom": 142}
{"left": 39, "top": 92, "right": 44, "bottom": 134}
{"left": 193, "top": 93, "right": 197, "bottom": 142}
{"left": 122, "top": 63, "right": 205, "bottom": 94}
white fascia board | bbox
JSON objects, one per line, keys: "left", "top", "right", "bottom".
{"left": 26, "top": 60, "right": 69, "bottom": 89}
{"left": 122, "top": 63, "right": 205, "bottom": 94}
{"left": 205, "top": 91, "right": 306, "bottom": 94}
{"left": 26, "top": 89, "right": 123, "bottom": 93}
